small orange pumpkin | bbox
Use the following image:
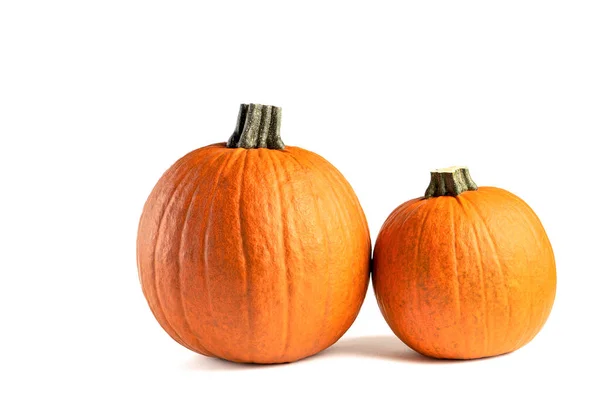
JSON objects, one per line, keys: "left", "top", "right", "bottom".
{"left": 137, "top": 104, "right": 370, "bottom": 364}
{"left": 372, "top": 167, "right": 556, "bottom": 359}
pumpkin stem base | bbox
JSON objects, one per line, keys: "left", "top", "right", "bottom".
{"left": 227, "top": 104, "right": 285, "bottom": 150}
{"left": 424, "top": 166, "right": 478, "bottom": 198}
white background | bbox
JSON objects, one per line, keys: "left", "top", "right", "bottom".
{"left": 1, "top": 1, "right": 599, "bottom": 399}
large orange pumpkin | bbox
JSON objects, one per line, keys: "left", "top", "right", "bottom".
{"left": 373, "top": 167, "right": 556, "bottom": 359}
{"left": 137, "top": 104, "right": 370, "bottom": 364}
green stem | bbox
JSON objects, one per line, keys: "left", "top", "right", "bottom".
{"left": 424, "top": 166, "right": 478, "bottom": 198}
{"left": 227, "top": 104, "right": 285, "bottom": 150}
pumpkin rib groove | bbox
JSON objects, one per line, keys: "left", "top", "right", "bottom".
{"left": 299, "top": 151, "right": 350, "bottom": 344}
{"left": 496, "top": 189, "right": 543, "bottom": 351}
{"left": 448, "top": 199, "right": 463, "bottom": 352}
{"left": 237, "top": 150, "right": 252, "bottom": 362}
{"left": 377, "top": 199, "right": 427, "bottom": 342}
{"left": 495, "top": 189, "right": 536, "bottom": 350}
{"left": 149, "top": 159, "right": 204, "bottom": 351}
{"left": 323, "top": 161, "right": 359, "bottom": 339}
{"left": 138, "top": 155, "right": 188, "bottom": 301}
{"left": 373, "top": 199, "right": 425, "bottom": 339}
{"left": 151, "top": 158, "right": 204, "bottom": 351}
{"left": 138, "top": 153, "right": 193, "bottom": 296}
{"left": 160, "top": 154, "right": 218, "bottom": 352}
{"left": 283, "top": 153, "right": 300, "bottom": 359}
{"left": 316, "top": 160, "right": 357, "bottom": 339}
{"left": 453, "top": 197, "right": 473, "bottom": 356}
{"left": 461, "top": 193, "right": 511, "bottom": 353}
{"left": 172, "top": 159, "right": 213, "bottom": 356}
{"left": 267, "top": 150, "right": 290, "bottom": 360}
{"left": 286, "top": 151, "right": 328, "bottom": 354}
{"left": 286, "top": 151, "right": 330, "bottom": 355}
{"left": 294, "top": 152, "right": 337, "bottom": 347}
{"left": 202, "top": 152, "right": 234, "bottom": 318}
{"left": 203, "top": 150, "right": 240, "bottom": 360}
{"left": 458, "top": 196, "right": 490, "bottom": 355}
{"left": 177, "top": 150, "right": 230, "bottom": 357}
{"left": 314, "top": 151, "right": 368, "bottom": 341}
{"left": 413, "top": 202, "right": 436, "bottom": 355}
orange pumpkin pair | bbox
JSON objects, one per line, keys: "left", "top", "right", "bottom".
{"left": 137, "top": 104, "right": 556, "bottom": 363}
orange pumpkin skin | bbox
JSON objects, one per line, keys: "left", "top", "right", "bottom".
{"left": 373, "top": 186, "right": 556, "bottom": 359}
{"left": 137, "top": 143, "right": 370, "bottom": 364}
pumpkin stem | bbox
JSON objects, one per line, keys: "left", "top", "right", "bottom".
{"left": 227, "top": 104, "right": 285, "bottom": 150}
{"left": 424, "top": 166, "right": 478, "bottom": 198}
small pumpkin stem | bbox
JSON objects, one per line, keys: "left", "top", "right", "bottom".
{"left": 227, "top": 104, "right": 285, "bottom": 150}
{"left": 424, "top": 166, "right": 478, "bottom": 198}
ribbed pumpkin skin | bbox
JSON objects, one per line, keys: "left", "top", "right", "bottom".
{"left": 137, "top": 143, "right": 370, "bottom": 364}
{"left": 373, "top": 187, "right": 556, "bottom": 359}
